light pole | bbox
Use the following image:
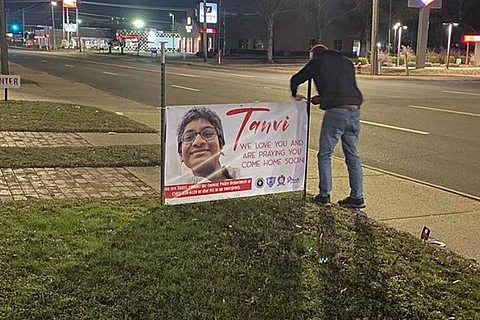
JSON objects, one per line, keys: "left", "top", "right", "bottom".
{"left": 133, "top": 19, "right": 144, "bottom": 56}
{"left": 50, "top": 1, "right": 57, "bottom": 49}
{"left": 169, "top": 13, "right": 175, "bottom": 33}
{"left": 393, "top": 22, "right": 400, "bottom": 57}
{"left": 396, "top": 24, "right": 407, "bottom": 66}
{"left": 444, "top": 22, "right": 459, "bottom": 69}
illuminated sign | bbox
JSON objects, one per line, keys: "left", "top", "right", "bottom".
{"left": 63, "top": 0, "right": 77, "bottom": 9}
{"left": 463, "top": 35, "right": 480, "bottom": 42}
{"left": 200, "top": 27, "right": 217, "bottom": 34}
{"left": 198, "top": 2, "right": 218, "bottom": 24}
{"left": 407, "top": 0, "right": 442, "bottom": 9}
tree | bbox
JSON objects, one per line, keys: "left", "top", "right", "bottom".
{"left": 250, "top": 0, "right": 288, "bottom": 62}
{"left": 299, "top": 0, "right": 363, "bottom": 45}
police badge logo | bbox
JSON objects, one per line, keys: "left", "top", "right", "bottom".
{"left": 255, "top": 177, "right": 265, "bottom": 189}
{"left": 266, "top": 177, "right": 276, "bottom": 187}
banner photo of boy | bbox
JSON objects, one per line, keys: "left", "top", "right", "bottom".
{"left": 164, "top": 101, "right": 308, "bottom": 205}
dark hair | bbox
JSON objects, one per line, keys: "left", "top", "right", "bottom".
{"left": 177, "top": 107, "right": 226, "bottom": 154}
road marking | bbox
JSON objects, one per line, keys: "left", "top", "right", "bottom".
{"left": 64, "top": 64, "right": 75, "bottom": 68}
{"left": 307, "top": 149, "right": 480, "bottom": 202}
{"left": 171, "top": 85, "right": 200, "bottom": 92}
{"left": 102, "top": 71, "right": 117, "bottom": 76}
{"left": 409, "top": 105, "right": 480, "bottom": 118}
{"left": 167, "top": 72, "right": 198, "bottom": 78}
{"left": 443, "top": 90, "right": 480, "bottom": 97}
{"left": 208, "top": 71, "right": 255, "bottom": 78}
{"left": 360, "top": 120, "right": 431, "bottom": 135}
{"left": 41, "top": 60, "right": 47, "bottom": 63}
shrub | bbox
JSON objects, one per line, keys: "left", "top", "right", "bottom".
{"left": 358, "top": 57, "right": 369, "bottom": 65}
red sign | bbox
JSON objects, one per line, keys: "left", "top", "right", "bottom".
{"left": 199, "top": 27, "right": 217, "bottom": 34}
{"left": 463, "top": 35, "right": 480, "bottom": 42}
{"left": 164, "top": 179, "right": 252, "bottom": 199}
{"left": 63, "top": 0, "right": 77, "bottom": 8}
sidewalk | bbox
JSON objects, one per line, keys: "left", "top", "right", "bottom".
{"left": 5, "top": 63, "right": 480, "bottom": 262}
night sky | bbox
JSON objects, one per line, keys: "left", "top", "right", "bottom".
{"left": 6, "top": 0, "right": 209, "bottom": 31}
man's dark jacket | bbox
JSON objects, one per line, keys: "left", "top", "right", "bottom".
{"left": 290, "top": 50, "right": 363, "bottom": 109}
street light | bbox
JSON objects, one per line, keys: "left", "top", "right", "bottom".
{"left": 393, "top": 22, "right": 400, "bottom": 57}
{"left": 396, "top": 23, "right": 407, "bottom": 66}
{"left": 133, "top": 19, "right": 145, "bottom": 56}
{"left": 50, "top": 1, "right": 57, "bottom": 49}
{"left": 169, "top": 13, "right": 175, "bottom": 33}
{"left": 444, "top": 22, "right": 459, "bottom": 69}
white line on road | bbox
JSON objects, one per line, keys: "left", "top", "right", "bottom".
{"left": 409, "top": 105, "right": 480, "bottom": 118}
{"left": 102, "top": 71, "right": 118, "bottom": 76}
{"left": 64, "top": 64, "right": 75, "bottom": 68}
{"left": 171, "top": 85, "right": 200, "bottom": 92}
{"left": 443, "top": 90, "right": 480, "bottom": 97}
{"left": 167, "top": 72, "right": 198, "bottom": 78}
{"left": 41, "top": 60, "right": 47, "bottom": 63}
{"left": 360, "top": 120, "right": 431, "bottom": 135}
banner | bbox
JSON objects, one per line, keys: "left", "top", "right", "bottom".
{"left": 164, "top": 102, "right": 308, "bottom": 205}
{"left": 63, "top": 0, "right": 78, "bottom": 9}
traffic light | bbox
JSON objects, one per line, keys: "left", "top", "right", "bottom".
{"left": 11, "top": 24, "right": 19, "bottom": 32}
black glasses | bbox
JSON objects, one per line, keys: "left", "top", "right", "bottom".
{"left": 181, "top": 127, "right": 217, "bottom": 144}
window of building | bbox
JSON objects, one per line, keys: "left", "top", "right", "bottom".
{"left": 333, "top": 39, "right": 343, "bottom": 51}
{"left": 253, "top": 39, "right": 264, "bottom": 50}
{"left": 239, "top": 38, "right": 249, "bottom": 49}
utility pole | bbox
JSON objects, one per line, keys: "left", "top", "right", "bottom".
{"left": 22, "top": 9, "right": 25, "bottom": 46}
{"left": 415, "top": 7, "right": 430, "bottom": 69}
{"left": 387, "top": 0, "right": 392, "bottom": 55}
{"left": 62, "top": 4, "right": 65, "bottom": 41}
{"left": 370, "top": 0, "right": 379, "bottom": 75}
{"left": 0, "top": 0, "right": 9, "bottom": 75}
{"left": 76, "top": 6, "right": 81, "bottom": 52}
{"left": 202, "top": 0, "right": 208, "bottom": 62}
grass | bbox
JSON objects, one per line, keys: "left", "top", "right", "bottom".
{"left": 0, "top": 101, "right": 156, "bottom": 133}
{"left": 0, "top": 145, "right": 160, "bottom": 168}
{"left": 1, "top": 195, "right": 479, "bottom": 320}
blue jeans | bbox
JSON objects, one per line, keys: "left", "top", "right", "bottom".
{"left": 318, "top": 108, "right": 363, "bottom": 199}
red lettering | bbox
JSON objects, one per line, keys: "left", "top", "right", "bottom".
{"left": 226, "top": 107, "right": 291, "bottom": 151}
{"left": 226, "top": 107, "right": 270, "bottom": 151}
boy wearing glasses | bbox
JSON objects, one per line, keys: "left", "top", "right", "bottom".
{"left": 176, "top": 107, "right": 240, "bottom": 183}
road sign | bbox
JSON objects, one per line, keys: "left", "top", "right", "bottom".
{"left": 408, "top": 0, "right": 442, "bottom": 9}
{"left": 0, "top": 75, "right": 21, "bottom": 89}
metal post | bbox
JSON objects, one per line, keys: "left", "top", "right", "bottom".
{"left": 303, "top": 79, "right": 312, "bottom": 200}
{"left": 76, "top": 6, "right": 81, "bottom": 52}
{"left": 370, "top": 0, "right": 379, "bottom": 75}
{"left": 62, "top": 4, "right": 65, "bottom": 41}
{"left": 465, "top": 42, "right": 470, "bottom": 66}
{"left": 446, "top": 23, "right": 452, "bottom": 69}
{"left": 66, "top": 7, "right": 70, "bottom": 45}
{"left": 387, "top": 0, "right": 392, "bottom": 55}
{"left": 160, "top": 42, "right": 167, "bottom": 205}
{"left": 415, "top": 7, "right": 430, "bottom": 69}
{"left": 397, "top": 27, "right": 403, "bottom": 66}
{"left": 22, "top": 9, "right": 25, "bottom": 46}
{"left": 51, "top": 3, "right": 56, "bottom": 49}
{"left": 202, "top": 0, "right": 208, "bottom": 62}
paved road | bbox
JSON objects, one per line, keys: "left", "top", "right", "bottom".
{"left": 9, "top": 49, "right": 480, "bottom": 197}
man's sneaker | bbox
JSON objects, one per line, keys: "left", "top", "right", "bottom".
{"left": 314, "top": 194, "right": 331, "bottom": 206}
{"left": 338, "top": 196, "right": 365, "bottom": 209}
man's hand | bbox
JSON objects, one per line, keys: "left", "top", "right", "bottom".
{"left": 294, "top": 94, "right": 306, "bottom": 101}
{"left": 310, "top": 95, "right": 321, "bottom": 105}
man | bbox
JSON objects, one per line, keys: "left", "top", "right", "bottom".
{"left": 290, "top": 44, "right": 365, "bottom": 208}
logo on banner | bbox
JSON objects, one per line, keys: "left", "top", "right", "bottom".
{"left": 287, "top": 176, "right": 300, "bottom": 184}
{"left": 255, "top": 178, "right": 265, "bottom": 189}
{"left": 277, "top": 175, "right": 286, "bottom": 186}
{"left": 266, "top": 177, "right": 276, "bottom": 188}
